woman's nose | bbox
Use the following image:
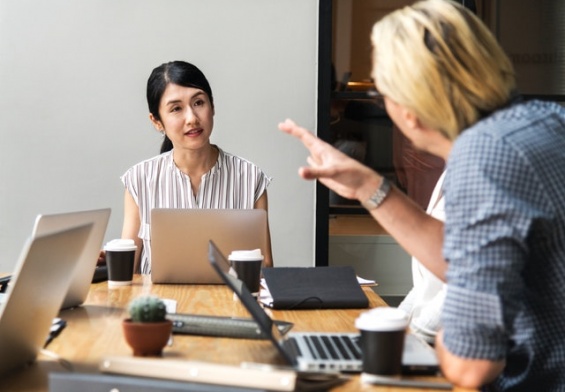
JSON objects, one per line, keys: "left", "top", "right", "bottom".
{"left": 185, "top": 108, "right": 198, "bottom": 124}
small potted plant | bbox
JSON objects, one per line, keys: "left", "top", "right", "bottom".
{"left": 122, "top": 295, "right": 173, "bottom": 356}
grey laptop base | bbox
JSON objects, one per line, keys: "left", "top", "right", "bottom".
{"left": 208, "top": 240, "right": 439, "bottom": 374}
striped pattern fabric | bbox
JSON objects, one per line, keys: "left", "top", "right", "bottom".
{"left": 121, "top": 147, "right": 271, "bottom": 273}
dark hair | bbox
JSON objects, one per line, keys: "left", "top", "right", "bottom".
{"left": 146, "top": 61, "right": 214, "bottom": 153}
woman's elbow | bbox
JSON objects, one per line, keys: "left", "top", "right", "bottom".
{"left": 441, "top": 357, "right": 505, "bottom": 389}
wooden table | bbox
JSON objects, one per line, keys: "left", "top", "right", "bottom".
{"left": 3, "top": 275, "right": 471, "bottom": 391}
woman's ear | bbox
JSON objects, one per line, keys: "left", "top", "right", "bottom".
{"left": 149, "top": 113, "right": 164, "bottom": 132}
{"left": 402, "top": 108, "right": 420, "bottom": 131}
{"left": 404, "top": 109, "right": 435, "bottom": 135}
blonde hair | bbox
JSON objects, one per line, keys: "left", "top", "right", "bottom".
{"left": 371, "top": 0, "right": 516, "bottom": 140}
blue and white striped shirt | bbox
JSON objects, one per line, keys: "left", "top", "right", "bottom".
{"left": 442, "top": 100, "right": 565, "bottom": 391}
{"left": 121, "top": 147, "right": 271, "bottom": 274}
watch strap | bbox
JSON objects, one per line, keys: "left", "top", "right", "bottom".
{"left": 361, "top": 177, "right": 391, "bottom": 210}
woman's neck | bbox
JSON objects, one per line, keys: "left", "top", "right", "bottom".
{"left": 172, "top": 144, "right": 218, "bottom": 178}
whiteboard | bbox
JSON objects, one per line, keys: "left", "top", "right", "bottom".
{"left": 0, "top": 0, "right": 318, "bottom": 271}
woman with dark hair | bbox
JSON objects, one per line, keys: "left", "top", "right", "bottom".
{"left": 121, "top": 61, "right": 273, "bottom": 274}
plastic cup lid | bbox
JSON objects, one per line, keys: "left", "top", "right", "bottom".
{"left": 355, "top": 307, "right": 409, "bottom": 331}
{"left": 228, "top": 249, "right": 263, "bottom": 261}
{"left": 104, "top": 239, "right": 137, "bottom": 252}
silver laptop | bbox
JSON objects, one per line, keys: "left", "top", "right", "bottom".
{"left": 0, "top": 223, "right": 93, "bottom": 377}
{"left": 208, "top": 240, "right": 439, "bottom": 374}
{"left": 32, "top": 208, "right": 111, "bottom": 309}
{"left": 151, "top": 209, "right": 267, "bottom": 284}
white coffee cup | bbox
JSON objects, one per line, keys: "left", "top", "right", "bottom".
{"left": 355, "top": 307, "right": 409, "bottom": 382}
{"left": 228, "top": 249, "right": 263, "bottom": 296}
{"left": 104, "top": 239, "right": 137, "bottom": 287}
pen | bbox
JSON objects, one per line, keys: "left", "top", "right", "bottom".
{"left": 44, "top": 318, "right": 67, "bottom": 348}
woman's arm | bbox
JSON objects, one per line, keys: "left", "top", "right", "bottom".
{"left": 254, "top": 191, "right": 273, "bottom": 267}
{"left": 435, "top": 330, "right": 505, "bottom": 389}
{"left": 121, "top": 189, "right": 144, "bottom": 273}
{"left": 279, "top": 119, "right": 446, "bottom": 280}
{"left": 366, "top": 180, "right": 446, "bottom": 280}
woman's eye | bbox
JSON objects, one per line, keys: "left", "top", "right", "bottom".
{"left": 170, "top": 106, "right": 181, "bottom": 112}
{"left": 194, "top": 99, "right": 205, "bottom": 107}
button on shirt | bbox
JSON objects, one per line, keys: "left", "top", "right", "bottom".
{"left": 442, "top": 100, "right": 565, "bottom": 391}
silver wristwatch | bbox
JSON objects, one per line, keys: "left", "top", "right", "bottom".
{"left": 361, "top": 177, "right": 391, "bottom": 210}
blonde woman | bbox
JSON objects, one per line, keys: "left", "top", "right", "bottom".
{"left": 280, "top": 0, "right": 565, "bottom": 390}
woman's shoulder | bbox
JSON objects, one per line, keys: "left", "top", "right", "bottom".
{"left": 128, "top": 151, "right": 172, "bottom": 171}
{"left": 217, "top": 147, "right": 260, "bottom": 169}
{"left": 122, "top": 152, "right": 173, "bottom": 184}
{"left": 214, "top": 146, "right": 271, "bottom": 185}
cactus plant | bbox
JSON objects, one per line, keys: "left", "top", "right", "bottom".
{"left": 128, "top": 296, "right": 167, "bottom": 323}
{"left": 123, "top": 295, "right": 172, "bottom": 356}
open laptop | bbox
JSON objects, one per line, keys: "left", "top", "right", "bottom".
{"left": 32, "top": 208, "right": 111, "bottom": 309}
{"left": 208, "top": 240, "right": 439, "bottom": 375}
{"left": 151, "top": 209, "right": 267, "bottom": 284}
{"left": 0, "top": 223, "right": 93, "bottom": 377}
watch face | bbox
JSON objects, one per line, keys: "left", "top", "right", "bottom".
{"left": 369, "top": 191, "right": 385, "bottom": 207}
{"left": 362, "top": 178, "right": 390, "bottom": 210}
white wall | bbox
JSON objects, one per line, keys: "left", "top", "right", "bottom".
{"left": 0, "top": 0, "right": 319, "bottom": 272}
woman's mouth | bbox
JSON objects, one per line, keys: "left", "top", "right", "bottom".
{"left": 185, "top": 128, "right": 203, "bottom": 137}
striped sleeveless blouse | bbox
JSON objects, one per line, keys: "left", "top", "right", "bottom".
{"left": 121, "top": 147, "right": 271, "bottom": 274}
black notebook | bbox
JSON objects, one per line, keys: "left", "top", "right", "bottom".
{"left": 261, "top": 266, "right": 369, "bottom": 310}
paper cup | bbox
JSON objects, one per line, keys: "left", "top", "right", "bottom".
{"left": 355, "top": 307, "right": 409, "bottom": 381}
{"left": 104, "top": 239, "right": 136, "bottom": 288}
{"left": 228, "top": 249, "right": 263, "bottom": 296}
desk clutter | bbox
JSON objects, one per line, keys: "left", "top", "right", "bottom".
{"left": 0, "top": 209, "right": 448, "bottom": 391}
{"left": 206, "top": 241, "right": 438, "bottom": 376}
{"left": 2, "top": 273, "right": 449, "bottom": 391}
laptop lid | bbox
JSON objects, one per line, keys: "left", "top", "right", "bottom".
{"left": 0, "top": 223, "right": 93, "bottom": 377}
{"left": 151, "top": 209, "right": 267, "bottom": 284}
{"left": 208, "top": 240, "right": 297, "bottom": 366}
{"left": 208, "top": 240, "right": 439, "bottom": 374}
{"left": 32, "top": 208, "right": 111, "bottom": 309}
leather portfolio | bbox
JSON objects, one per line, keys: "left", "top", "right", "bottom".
{"left": 261, "top": 266, "right": 369, "bottom": 310}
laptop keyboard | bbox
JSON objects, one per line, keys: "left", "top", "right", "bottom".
{"left": 288, "top": 334, "right": 362, "bottom": 361}
{"left": 168, "top": 313, "right": 292, "bottom": 340}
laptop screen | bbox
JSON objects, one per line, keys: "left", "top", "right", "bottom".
{"left": 208, "top": 240, "right": 297, "bottom": 366}
{"left": 32, "top": 208, "right": 111, "bottom": 309}
{"left": 152, "top": 209, "right": 267, "bottom": 284}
